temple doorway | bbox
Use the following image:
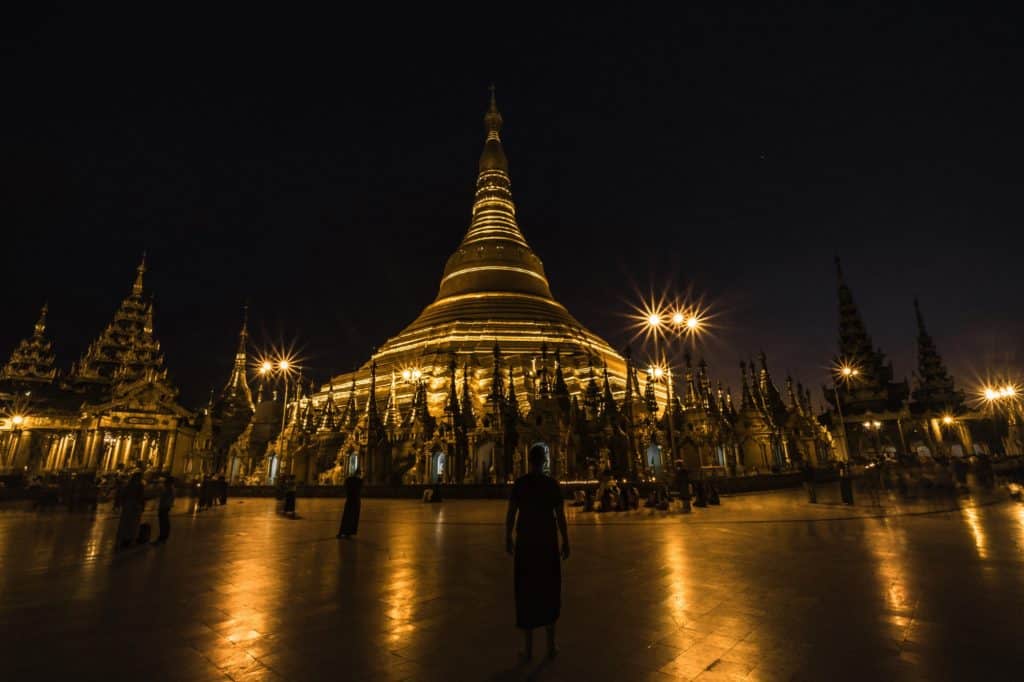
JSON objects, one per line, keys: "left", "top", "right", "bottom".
{"left": 476, "top": 442, "right": 495, "bottom": 483}
{"left": 647, "top": 443, "right": 661, "bottom": 474}
{"left": 430, "top": 450, "right": 447, "bottom": 483}
{"left": 347, "top": 453, "right": 359, "bottom": 475}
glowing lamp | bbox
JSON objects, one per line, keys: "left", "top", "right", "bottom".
{"left": 942, "top": 415, "right": 954, "bottom": 425}
{"left": 260, "top": 361, "right": 273, "bottom": 374}
{"left": 671, "top": 312, "right": 685, "bottom": 326}
{"left": 685, "top": 316, "right": 700, "bottom": 331}
{"left": 12, "top": 415, "right": 24, "bottom": 426}
{"left": 278, "top": 359, "right": 290, "bottom": 371}
{"left": 647, "top": 313, "right": 662, "bottom": 328}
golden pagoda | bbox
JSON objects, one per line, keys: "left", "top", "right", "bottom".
{"left": 322, "top": 91, "right": 626, "bottom": 419}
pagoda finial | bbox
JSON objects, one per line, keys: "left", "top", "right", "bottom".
{"left": 913, "top": 297, "right": 926, "bottom": 334}
{"left": 34, "top": 302, "right": 48, "bottom": 336}
{"left": 479, "top": 85, "right": 507, "bottom": 172}
{"left": 133, "top": 252, "right": 147, "bottom": 295}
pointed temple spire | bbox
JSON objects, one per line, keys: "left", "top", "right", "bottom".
{"left": 73, "top": 260, "right": 168, "bottom": 387}
{"left": 553, "top": 348, "right": 570, "bottom": 411}
{"left": 643, "top": 368, "right": 658, "bottom": 414}
{"left": 739, "top": 361, "right": 755, "bottom": 410}
{"left": 834, "top": 256, "right": 888, "bottom": 387}
{"left": 1, "top": 303, "right": 58, "bottom": 384}
{"left": 215, "top": 305, "right": 255, "bottom": 415}
{"left": 911, "top": 298, "right": 964, "bottom": 411}
{"left": 435, "top": 87, "right": 554, "bottom": 302}
{"left": 490, "top": 343, "right": 505, "bottom": 404}
{"left": 319, "top": 382, "right": 338, "bottom": 431}
{"left": 365, "top": 360, "right": 381, "bottom": 429}
{"left": 384, "top": 371, "right": 399, "bottom": 427}
{"left": 446, "top": 357, "right": 461, "bottom": 420}
{"left": 506, "top": 365, "right": 520, "bottom": 419}
{"left": 133, "top": 252, "right": 146, "bottom": 296}
{"left": 461, "top": 363, "right": 476, "bottom": 427}
{"left": 343, "top": 374, "right": 359, "bottom": 429}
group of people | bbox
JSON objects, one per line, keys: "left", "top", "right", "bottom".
{"left": 113, "top": 473, "right": 175, "bottom": 549}
{"left": 193, "top": 474, "right": 228, "bottom": 511}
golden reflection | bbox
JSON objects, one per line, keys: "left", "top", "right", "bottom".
{"left": 215, "top": 557, "right": 279, "bottom": 638}
{"left": 961, "top": 506, "right": 988, "bottom": 560}
{"left": 863, "top": 521, "right": 914, "bottom": 616}
{"left": 661, "top": 528, "right": 691, "bottom": 626}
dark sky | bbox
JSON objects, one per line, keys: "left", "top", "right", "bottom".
{"left": 3, "top": 7, "right": 1022, "bottom": 408}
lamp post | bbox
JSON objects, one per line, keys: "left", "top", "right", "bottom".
{"left": 981, "top": 383, "right": 1019, "bottom": 455}
{"left": 832, "top": 364, "right": 859, "bottom": 461}
{"left": 5, "top": 415, "right": 25, "bottom": 469}
{"left": 645, "top": 313, "right": 678, "bottom": 477}
{"left": 259, "top": 357, "right": 296, "bottom": 480}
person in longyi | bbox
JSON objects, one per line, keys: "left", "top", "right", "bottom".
{"left": 505, "top": 444, "right": 570, "bottom": 661}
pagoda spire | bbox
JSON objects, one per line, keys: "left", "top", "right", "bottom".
{"left": 461, "top": 363, "right": 476, "bottom": 428}
{"left": 343, "top": 374, "right": 358, "bottom": 429}
{"left": 506, "top": 365, "right": 520, "bottom": 420}
{"left": 1, "top": 303, "right": 58, "bottom": 384}
{"left": 364, "top": 360, "right": 382, "bottom": 431}
{"left": 834, "top": 256, "right": 888, "bottom": 387}
{"left": 446, "top": 357, "right": 461, "bottom": 420}
{"left": 601, "top": 363, "right": 617, "bottom": 417}
{"left": 217, "top": 305, "right": 254, "bottom": 414}
{"left": 553, "top": 348, "right": 570, "bottom": 412}
{"left": 739, "top": 361, "right": 755, "bottom": 410}
{"left": 133, "top": 252, "right": 146, "bottom": 296}
{"left": 911, "top": 298, "right": 963, "bottom": 411}
{"left": 319, "top": 381, "right": 338, "bottom": 431}
{"left": 384, "top": 371, "right": 399, "bottom": 427}
{"left": 436, "top": 88, "right": 554, "bottom": 301}
{"left": 643, "top": 368, "right": 658, "bottom": 414}
{"left": 490, "top": 343, "right": 506, "bottom": 402}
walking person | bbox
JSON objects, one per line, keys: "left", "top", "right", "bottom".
{"left": 217, "top": 474, "right": 228, "bottom": 506}
{"left": 505, "top": 444, "right": 570, "bottom": 661}
{"left": 115, "top": 472, "right": 145, "bottom": 550}
{"left": 802, "top": 460, "right": 817, "bottom": 503}
{"left": 283, "top": 475, "right": 297, "bottom": 517}
{"left": 336, "top": 468, "right": 363, "bottom": 538}
{"left": 674, "top": 460, "right": 691, "bottom": 513}
{"left": 154, "top": 476, "right": 175, "bottom": 545}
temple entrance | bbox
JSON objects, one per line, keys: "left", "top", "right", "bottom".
{"left": 229, "top": 456, "right": 240, "bottom": 483}
{"left": 647, "top": 443, "right": 661, "bottom": 474}
{"left": 430, "top": 450, "right": 447, "bottom": 483}
{"left": 476, "top": 442, "right": 495, "bottom": 483}
{"left": 268, "top": 455, "right": 279, "bottom": 484}
{"left": 347, "top": 452, "right": 359, "bottom": 475}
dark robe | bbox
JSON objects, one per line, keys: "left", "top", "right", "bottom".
{"left": 338, "top": 476, "right": 363, "bottom": 536}
{"left": 510, "top": 473, "right": 563, "bottom": 629}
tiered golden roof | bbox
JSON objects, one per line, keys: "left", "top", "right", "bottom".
{"left": 0, "top": 303, "right": 58, "bottom": 384}
{"left": 71, "top": 255, "right": 169, "bottom": 387}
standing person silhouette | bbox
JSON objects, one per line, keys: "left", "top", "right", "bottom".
{"left": 505, "top": 444, "right": 570, "bottom": 661}
{"left": 336, "top": 468, "right": 362, "bottom": 538}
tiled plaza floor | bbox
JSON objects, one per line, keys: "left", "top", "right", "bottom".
{"left": 2, "top": 486, "right": 1023, "bottom": 681}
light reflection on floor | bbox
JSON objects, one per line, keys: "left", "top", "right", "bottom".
{"left": 0, "top": 488, "right": 1021, "bottom": 681}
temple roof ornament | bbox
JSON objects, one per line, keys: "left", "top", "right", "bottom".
{"left": 71, "top": 256, "right": 170, "bottom": 389}
{"left": 910, "top": 298, "right": 964, "bottom": 412}
{"left": 1, "top": 303, "right": 58, "bottom": 384}
{"left": 213, "top": 306, "right": 255, "bottom": 418}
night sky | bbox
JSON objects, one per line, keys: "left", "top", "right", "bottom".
{"left": 3, "top": 7, "right": 1022, "bottom": 408}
